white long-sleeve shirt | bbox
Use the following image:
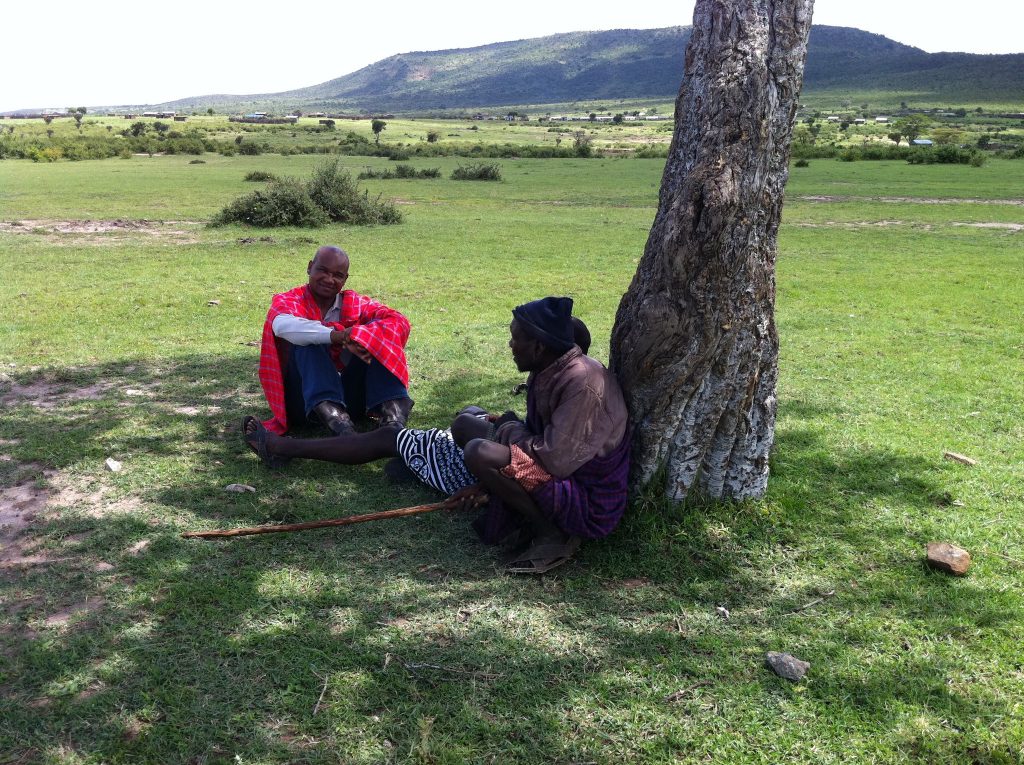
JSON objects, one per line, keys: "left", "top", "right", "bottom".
{"left": 271, "top": 294, "right": 343, "bottom": 345}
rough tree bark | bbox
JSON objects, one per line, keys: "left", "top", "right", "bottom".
{"left": 610, "top": 0, "right": 814, "bottom": 501}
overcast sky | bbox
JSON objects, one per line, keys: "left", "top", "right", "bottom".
{"left": 3, "top": 0, "right": 1021, "bottom": 112}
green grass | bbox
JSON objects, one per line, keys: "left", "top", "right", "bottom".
{"left": 0, "top": 152, "right": 1022, "bottom": 764}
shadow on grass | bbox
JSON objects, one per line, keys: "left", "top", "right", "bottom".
{"left": 1, "top": 360, "right": 1019, "bottom": 762}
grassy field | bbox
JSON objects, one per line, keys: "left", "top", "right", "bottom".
{"left": 0, "top": 149, "right": 1022, "bottom": 764}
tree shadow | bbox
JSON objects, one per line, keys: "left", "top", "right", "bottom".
{"left": 1, "top": 360, "right": 1018, "bottom": 762}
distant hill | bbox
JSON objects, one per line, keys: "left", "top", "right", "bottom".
{"left": 156, "top": 25, "right": 1023, "bottom": 114}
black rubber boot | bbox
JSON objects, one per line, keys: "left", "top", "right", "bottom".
{"left": 377, "top": 397, "right": 414, "bottom": 429}
{"left": 313, "top": 401, "right": 355, "bottom": 436}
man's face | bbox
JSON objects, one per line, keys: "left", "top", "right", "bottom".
{"left": 509, "top": 319, "right": 543, "bottom": 373}
{"left": 307, "top": 249, "right": 349, "bottom": 302}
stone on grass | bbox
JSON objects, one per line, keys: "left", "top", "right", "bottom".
{"left": 105, "top": 458, "right": 123, "bottom": 473}
{"left": 766, "top": 651, "right": 810, "bottom": 681}
{"left": 943, "top": 451, "right": 978, "bottom": 466}
{"left": 225, "top": 483, "right": 256, "bottom": 493}
{"left": 926, "top": 542, "right": 971, "bottom": 576}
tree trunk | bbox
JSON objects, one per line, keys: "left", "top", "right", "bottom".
{"left": 610, "top": 0, "right": 814, "bottom": 501}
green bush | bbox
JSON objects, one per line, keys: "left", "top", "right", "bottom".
{"left": 633, "top": 144, "right": 669, "bottom": 159}
{"left": 905, "top": 145, "right": 985, "bottom": 166}
{"left": 357, "top": 165, "right": 441, "bottom": 180}
{"left": 212, "top": 178, "right": 327, "bottom": 227}
{"left": 794, "top": 158, "right": 810, "bottom": 167}
{"left": 244, "top": 170, "right": 278, "bottom": 182}
{"left": 451, "top": 162, "right": 502, "bottom": 181}
{"left": 307, "top": 159, "right": 402, "bottom": 225}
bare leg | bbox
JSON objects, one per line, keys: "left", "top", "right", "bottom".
{"left": 462, "top": 439, "right": 565, "bottom": 544}
{"left": 245, "top": 418, "right": 400, "bottom": 464}
{"left": 450, "top": 413, "right": 493, "bottom": 447}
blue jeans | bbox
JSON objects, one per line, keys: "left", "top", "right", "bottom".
{"left": 282, "top": 343, "right": 409, "bottom": 424}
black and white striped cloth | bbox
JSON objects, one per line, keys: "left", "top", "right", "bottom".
{"left": 396, "top": 427, "right": 477, "bottom": 495}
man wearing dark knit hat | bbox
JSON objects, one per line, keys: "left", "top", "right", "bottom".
{"left": 463, "top": 296, "right": 630, "bottom": 573}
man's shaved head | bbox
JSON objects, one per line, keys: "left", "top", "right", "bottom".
{"left": 314, "top": 245, "right": 348, "bottom": 263}
{"left": 307, "top": 245, "right": 350, "bottom": 304}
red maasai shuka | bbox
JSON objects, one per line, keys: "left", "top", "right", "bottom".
{"left": 258, "top": 285, "right": 410, "bottom": 433}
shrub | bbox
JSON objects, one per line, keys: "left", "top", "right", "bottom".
{"left": 633, "top": 144, "right": 669, "bottom": 159}
{"left": 426, "top": 131, "right": 440, "bottom": 143}
{"left": 451, "top": 162, "right": 502, "bottom": 181}
{"left": 307, "top": 158, "right": 402, "bottom": 225}
{"left": 794, "top": 158, "right": 810, "bottom": 167}
{"left": 211, "top": 178, "right": 327, "bottom": 227}
{"left": 244, "top": 170, "right": 278, "bottom": 182}
{"left": 357, "top": 165, "right": 441, "bottom": 180}
{"left": 189, "top": 159, "right": 206, "bottom": 164}
{"left": 905, "top": 145, "right": 984, "bottom": 166}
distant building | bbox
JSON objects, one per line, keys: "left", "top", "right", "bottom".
{"left": 874, "top": 116, "right": 889, "bottom": 123}
{"left": 910, "top": 139, "right": 933, "bottom": 146}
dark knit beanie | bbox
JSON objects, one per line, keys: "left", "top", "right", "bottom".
{"left": 512, "top": 296, "right": 575, "bottom": 354}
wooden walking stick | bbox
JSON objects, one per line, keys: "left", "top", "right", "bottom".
{"left": 181, "top": 493, "right": 486, "bottom": 540}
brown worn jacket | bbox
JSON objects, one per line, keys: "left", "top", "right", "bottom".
{"left": 496, "top": 347, "right": 628, "bottom": 479}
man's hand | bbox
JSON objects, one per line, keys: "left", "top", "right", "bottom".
{"left": 442, "top": 484, "right": 487, "bottom": 512}
{"left": 330, "top": 328, "right": 373, "bottom": 364}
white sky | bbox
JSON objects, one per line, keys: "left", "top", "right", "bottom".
{"left": 3, "top": 0, "right": 1021, "bottom": 112}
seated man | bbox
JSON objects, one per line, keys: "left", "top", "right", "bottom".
{"left": 463, "top": 296, "right": 630, "bottom": 574}
{"left": 254, "top": 245, "right": 413, "bottom": 437}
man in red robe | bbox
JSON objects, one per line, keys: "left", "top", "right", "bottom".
{"left": 254, "top": 245, "right": 413, "bottom": 436}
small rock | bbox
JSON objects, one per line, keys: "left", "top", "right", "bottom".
{"left": 124, "top": 388, "right": 145, "bottom": 397}
{"left": 225, "top": 483, "right": 256, "bottom": 493}
{"left": 207, "top": 300, "right": 221, "bottom": 306}
{"left": 105, "top": 458, "right": 123, "bottom": 472}
{"left": 943, "top": 451, "right": 978, "bottom": 466}
{"left": 926, "top": 542, "right": 971, "bottom": 576}
{"left": 951, "top": 500, "right": 965, "bottom": 507}
{"left": 766, "top": 651, "right": 810, "bottom": 681}
{"left": 715, "top": 606, "right": 730, "bottom": 620}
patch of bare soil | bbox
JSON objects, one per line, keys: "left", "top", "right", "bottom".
{"left": 0, "top": 379, "right": 116, "bottom": 410}
{"left": 0, "top": 458, "right": 145, "bottom": 571}
{"left": 0, "top": 468, "right": 59, "bottom": 568}
{"left": 953, "top": 222, "right": 1024, "bottom": 231}
{"left": 172, "top": 405, "right": 223, "bottom": 417}
{"left": 793, "top": 220, "right": 911, "bottom": 228}
{"left": 43, "top": 598, "right": 104, "bottom": 627}
{"left": 796, "top": 195, "right": 1024, "bottom": 206}
{"left": 0, "top": 219, "right": 202, "bottom": 244}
